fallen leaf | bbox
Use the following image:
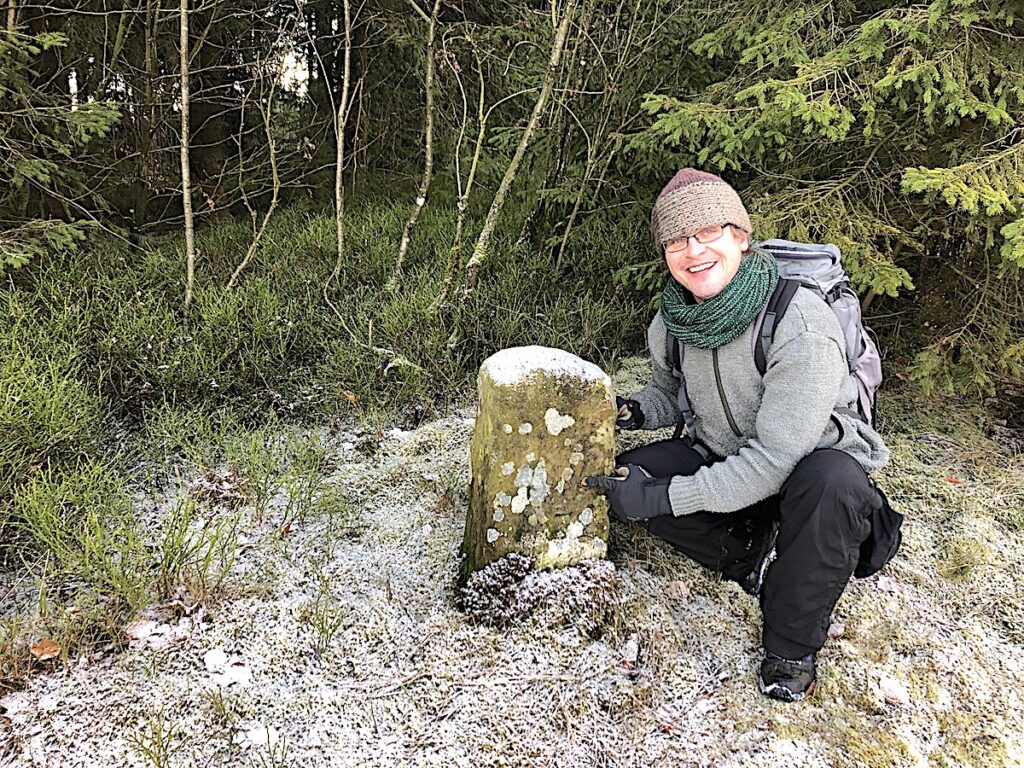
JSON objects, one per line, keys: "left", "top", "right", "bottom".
{"left": 620, "top": 634, "right": 639, "bottom": 671}
{"left": 943, "top": 475, "right": 963, "bottom": 485}
{"left": 666, "top": 580, "right": 690, "bottom": 600}
{"left": 30, "top": 639, "right": 60, "bottom": 661}
{"left": 343, "top": 390, "right": 359, "bottom": 406}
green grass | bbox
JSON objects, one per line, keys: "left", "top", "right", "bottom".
{"left": 0, "top": 193, "right": 650, "bottom": 688}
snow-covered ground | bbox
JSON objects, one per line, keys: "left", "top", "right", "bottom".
{"left": 3, "top": 358, "right": 1023, "bottom": 767}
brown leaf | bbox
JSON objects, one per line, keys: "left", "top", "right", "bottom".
{"left": 666, "top": 580, "right": 690, "bottom": 600}
{"left": 343, "top": 390, "right": 359, "bottom": 406}
{"left": 30, "top": 638, "right": 60, "bottom": 661}
{"left": 944, "top": 476, "right": 963, "bottom": 486}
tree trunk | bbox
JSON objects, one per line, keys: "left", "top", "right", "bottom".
{"left": 180, "top": 0, "right": 196, "bottom": 308}
{"left": 226, "top": 71, "right": 280, "bottom": 290}
{"left": 435, "top": 46, "right": 486, "bottom": 311}
{"left": 133, "top": 0, "right": 158, "bottom": 230}
{"left": 323, "top": 0, "right": 352, "bottom": 315}
{"left": 463, "top": 0, "right": 578, "bottom": 294}
{"left": 388, "top": 0, "right": 442, "bottom": 292}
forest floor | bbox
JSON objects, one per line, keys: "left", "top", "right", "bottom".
{"left": 2, "top": 357, "right": 1024, "bottom": 768}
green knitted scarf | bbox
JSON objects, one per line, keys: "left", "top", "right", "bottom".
{"left": 660, "top": 248, "right": 779, "bottom": 349}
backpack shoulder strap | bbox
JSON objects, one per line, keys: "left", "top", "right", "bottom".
{"left": 663, "top": 327, "right": 699, "bottom": 443}
{"left": 754, "top": 278, "right": 800, "bottom": 376}
{"left": 665, "top": 325, "right": 681, "bottom": 376}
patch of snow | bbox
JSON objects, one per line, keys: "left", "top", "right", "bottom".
{"left": 480, "top": 346, "right": 611, "bottom": 389}
{"left": 876, "top": 674, "right": 911, "bottom": 707}
{"left": 245, "top": 723, "right": 280, "bottom": 749}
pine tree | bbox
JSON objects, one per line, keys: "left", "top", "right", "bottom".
{"left": 627, "top": 0, "right": 1024, "bottom": 392}
{"left": 0, "top": 26, "right": 119, "bottom": 271}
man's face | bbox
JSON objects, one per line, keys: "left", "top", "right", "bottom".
{"left": 663, "top": 224, "right": 750, "bottom": 302}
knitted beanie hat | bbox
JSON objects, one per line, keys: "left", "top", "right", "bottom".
{"left": 651, "top": 168, "right": 752, "bottom": 254}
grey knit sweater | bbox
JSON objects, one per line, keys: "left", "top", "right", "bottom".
{"left": 630, "top": 287, "right": 889, "bottom": 516}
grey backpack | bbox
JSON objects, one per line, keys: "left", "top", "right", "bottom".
{"left": 667, "top": 239, "right": 883, "bottom": 437}
{"left": 759, "top": 239, "right": 883, "bottom": 425}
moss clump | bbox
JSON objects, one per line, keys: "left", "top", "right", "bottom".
{"left": 936, "top": 535, "right": 990, "bottom": 582}
{"left": 931, "top": 711, "right": 1010, "bottom": 767}
{"left": 457, "top": 553, "right": 618, "bottom": 635}
{"left": 837, "top": 723, "right": 914, "bottom": 767}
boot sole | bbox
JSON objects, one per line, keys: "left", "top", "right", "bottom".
{"left": 759, "top": 678, "right": 816, "bottom": 702}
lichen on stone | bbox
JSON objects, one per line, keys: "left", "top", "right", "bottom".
{"left": 510, "top": 486, "right": 530, "bottom": 515}
{"left": 544, "top": 408, "right": 576, "bottom": 436}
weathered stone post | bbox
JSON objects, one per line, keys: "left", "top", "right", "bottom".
{"left": 460, "top": 345, "right": 615, "bottom": 583}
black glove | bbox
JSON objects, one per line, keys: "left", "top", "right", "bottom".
{"left": 584, "top": 464, "right": 673, "bottom": 523}
{"left": 615, "top": 396, "right": 645, "bottom": 430}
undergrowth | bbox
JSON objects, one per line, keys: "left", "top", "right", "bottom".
{"left": 0, "top": 195, "right": 648, "bottom": 688}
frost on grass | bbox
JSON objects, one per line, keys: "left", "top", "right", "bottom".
{"left": 3, "top": 368, "right": 1024, "bottom": 767}
{"left": 457, "top": 553, "right": 617, "bottom": 635}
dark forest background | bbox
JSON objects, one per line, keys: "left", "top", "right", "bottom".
{"left": 3, "top": 0, "right": 1024, "bottom": 489}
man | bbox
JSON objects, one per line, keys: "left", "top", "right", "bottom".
{"left": 585, "top": 168, "right": 891, "bottom": 702}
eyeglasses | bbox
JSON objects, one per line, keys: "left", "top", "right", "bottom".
{"left": 663, "top": 224, "right": 731, "bottom": 252}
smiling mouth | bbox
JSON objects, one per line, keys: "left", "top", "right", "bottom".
{"left": 687, "top": 262, "right": 716, "bottom": 274}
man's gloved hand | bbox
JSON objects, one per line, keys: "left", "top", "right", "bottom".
{"left": 615, "top": 396, "right": 645, "bottom": 430}
{"left": 584, "top": 464, "right": 672, "bottom": 523}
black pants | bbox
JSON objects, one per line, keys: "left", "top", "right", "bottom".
{"left": 616, "top": 439, "right": 879, "bottom": 659}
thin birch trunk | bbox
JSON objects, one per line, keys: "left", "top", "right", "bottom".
{"left": 226, "top": 70, "right": 281, "bottom": 290}
{"left": 463, "top": 0, "right": 577, "bottom": 294}
{"left": 180, "top": 0, "right": 196, "bottom": 309}
{"left": 388, "top": 0, "right": 442, "bottom": 292}
{"left": 323, "top": 0, "right": 352, "bottom": 316}
{"left": 133, "top": 0, "right": 157, "bottom": 229}
{"left": 435, "top": 45, "right": 486, "bottom": 311}
{"left": 7, "top": 0, "right": 16, "bottom": 33}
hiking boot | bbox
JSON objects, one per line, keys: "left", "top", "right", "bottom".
{"left": 758, "top": 653, "right": 817, "bottom": 702}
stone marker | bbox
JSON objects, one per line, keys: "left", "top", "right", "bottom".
{"left": 460, "top": 345, "right": 615, "bottom": 582}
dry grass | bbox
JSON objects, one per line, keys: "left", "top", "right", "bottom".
{"left": 2, "top": 362, "right": 1023, "bottom": 767}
